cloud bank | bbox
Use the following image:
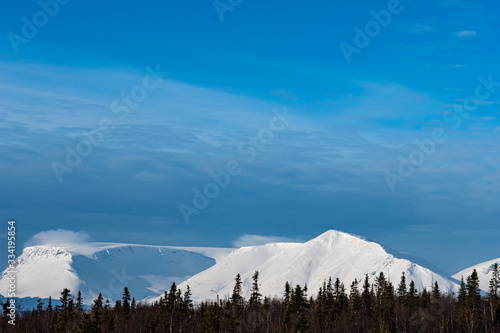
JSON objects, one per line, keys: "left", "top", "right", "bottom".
{"left": 232, "top": 234, "right": 302, "bottom": 247}
{"left": 25, "top": 229, "right": 91, "bottom": 247}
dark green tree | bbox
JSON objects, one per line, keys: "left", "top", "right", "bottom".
{"left": 490, "top": 263, "right": 500, "bottom": 300}
{"left": 231, "top": 273, "right": 243, "bottom": 308}
{"left": 421, "top": 288, "right": 430, "bottom": 307}
{"left": 361, "top": 274, "right": 373, "bottom": 314}
{"left": 293, "top": 311, "right": 308, "bottom": 333}
{"left": 121, "top": 287, "right": 131, "bottom": 319}
{"left": 47, "top": 296, "right": 53, "bottom": 313}
{"left": 91, "top": 292, "right": 104, "bottom": 328}
{"left": 458, "top": 277, "right": 467, "bottom": 306}
{"left": 183, "top": 285, "right": 193, "bottom": 311}
{"left": 464, "top": 269, "right": 482, "bottom": 331}
{"left": 397, "top": 272, "right": 407, "bottom": 304}
{"left": 407, "top": 280, "right": 418, "bottom": 309}
{"left": 36, "top": 298, "right": 44, "bottom": 312}
{"left": 77, "top": 313, "right": 93, "bottom": 333}
{"left": 432, "top": 281, "right": 440, "bottom": 299}
{"left": 350, "top": 279, "right": 361, "bottom": 311}
{"left": 203, "top": 305, "right": 220, "bottom": 333}
{"left": 467, "top": 270, "right": 481, "bottom": 309}
{"left": 284, "top": 281, "right": 291, "bottom": 307}
{"left": 59, "top": 288, "right": 72, "bottom": 324}
{"left": 249, "top": 270, "right": 262, "bottom": 307}
{"left": 76, "top": 290, "right": 83, "bottom": 313}
{"left": 230, "top": 273, "right": 244, "bottom": 328}
{"left": 489, "top": 263, "right": 500, "bottom": 324}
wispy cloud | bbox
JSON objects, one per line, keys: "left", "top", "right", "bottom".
{"left": 25, "top": 229, "right": 91, "bottom": 247}
{"left": 456, "top": 30, "right": 477, "bottom": 37}
{"left": 232, "top": 234, "right": 301, "bottom": 247}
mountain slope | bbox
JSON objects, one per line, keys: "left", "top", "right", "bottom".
{"left": 176, "top": 230, "right": 460, "bottom": 302}
{"left": 453, "top": 257, "right": 500, "bottom": 293}
{"left": 0, "top": 230, "right": 462, "bottom": 307}
{"left": 0, "top": 244, "right": 222, "bottom": 304}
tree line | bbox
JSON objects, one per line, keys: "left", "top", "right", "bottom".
{"left": 2, "top": 264, "right": 500, "bottom": 332}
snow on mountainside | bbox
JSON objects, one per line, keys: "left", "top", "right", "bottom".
{"left": 0, "top": 230, "right": 462, "bottom": 308}
{"left": 453, "top": 257, "right": 500, "bottom": 293}
{"left": 0, "top": 244, "right": 222, "bottom": 305}
{"left": 175, "top": 230, "right": 460, "bottom": 302}
{"left": 0, "top": 247, "right": 80, "bottom": 298}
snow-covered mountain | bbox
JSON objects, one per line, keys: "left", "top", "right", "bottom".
{"left": 0, "top": 243, "right": 230, "bottom": 305}
{"left": 0, "top": 230, "right": 461, "bottom": 308}
{"left": 453, "top": 257, "right": 500, "bottom": 293}
{"left": 174, "top": 230, "right": 460, "bottom": 302}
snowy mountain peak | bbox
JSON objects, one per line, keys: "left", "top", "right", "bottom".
{"left": 0, "top": 230, "right": 466, "bottom": 309}
{"left": 308, "top": 229, "right": 370, "bottom": 248}
{"left": 21, "top": 246, "right": 71, "bottom": 258}
{"left": 175, "top": 230, "right": 460, "bottom": 302}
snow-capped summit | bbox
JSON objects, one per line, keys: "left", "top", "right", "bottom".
{"left": 0, "top": 230, "right": 461, "bottom": 308}
{"left": 175, "top": 230, "right": 460, "bottom": 302}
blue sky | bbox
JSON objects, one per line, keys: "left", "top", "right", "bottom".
{"left": 1, "top": 0, "right": 499, "bottom": 274}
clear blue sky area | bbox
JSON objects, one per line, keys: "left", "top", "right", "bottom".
{"left": 1, "top": 0, "right": 499, "bottom": 274}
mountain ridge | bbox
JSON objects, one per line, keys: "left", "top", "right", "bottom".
{"left": 0, "top": 229, "right": 475, "bottom": 308}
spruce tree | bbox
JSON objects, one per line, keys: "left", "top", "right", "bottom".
{"left": 312, "top": 286, "right": 326, "bottom": 331}
{"left": 91, "top": 293, "right": 104, "bottom": 328}
{"left": 166, "top": 282, "right": 178, "bottom": 310}
{"left": 421, "top": 288, "right": 430, "bottom": 307}
{"left": 350, "top": 279, "right": 361, "bottom": 311}
{"left": 121, "top": 287, "right": 131, "bottom": 319}
{"left": 103, "top": 299, "right": 113, "bottom": 331}
{"left": 203, "top": 305, "right": 220, "bottom": 333}
{"left": 231, "top": 273, "right": 243, "bottom": 307}
{"left": 77, "top": 313, "right": 93, "bottom": 333}
{"left": 489, "top": 263, "right": 500, "bottom": 323}
{"left": 465, "top": 269, "right": 482, "bottom": 330}
{"left": 183, "top": 285, "right": 193, "bottom": 311}
{"left": 432, "top": 281, "right": 440, "bottom": 299}
{"left": 231, "top": 273, "right": 244, "bottom": 323}
{"left": 59, "top": 288, "right": 71, "bottom": 323}
{"left": 47, "top": 296, "right": 53, "bottom": 313}
{"left": 68, "top": 298, "right": 75, "bottom": 319}
{"left": 284, "top": 281, "right": 292, "bottom": 323}
{"left": 458, "top": 276, "right": 467, "bottom": 307}
{"left": 407, "top": 281, "right": 418, "bottom": 309}
{"left": 293, "top": 311, "right": 309, "bottom": 333}
{"left": 361, "top": 274, "right": 372, "bottom": 313}
{"left": 489, "top": 263, "right": 500, "bottom": 300}
{"left": 375, "top": 272, "right": 388, "bottom": 309}
{"left": 249, "top": 270, "right": 262, "bottom": 307}
{"left": 284, "top": 281, "right": 291, "bottom": 308}
{"left": 76, "top": 290, "right": 83, "bottom": 313}
{"left": 466, "top": 269, "right": 481, "bottom": 311}
{"left": 36, "top": 298, "right": 44, "bottom": 312}
{"left": 397, "top": 272, "right": 407, "bottom": 304}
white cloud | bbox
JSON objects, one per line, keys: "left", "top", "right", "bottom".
{"left": 25, "top": 229, "right": 91, "bottom": 247}
{"left": 232, "top": 234, "right": 301, "bottom": 247}
{"left": 457, "top": 30, "right": 477, "bottom": 37}
{"left": 412, "top": 23, "right": 432, "bottom": 32}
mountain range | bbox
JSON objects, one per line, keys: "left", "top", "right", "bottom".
{"left": 1, "top": 230, "right": 497, "bottom": 309}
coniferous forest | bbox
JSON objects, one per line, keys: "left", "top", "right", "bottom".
{"left": 2, "top": 265, "right": 500, "bottom": 333}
